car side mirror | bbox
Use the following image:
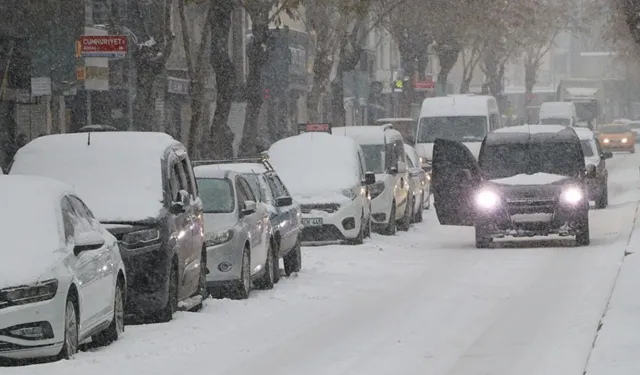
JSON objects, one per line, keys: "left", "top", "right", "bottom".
{"left": 397, "top": 161, "right": 407, "bottom": 173}
{"left": 406, "top": 135, "right": 416, "bottom": 146}
{"left": 170, "top": 189, "right": 190, "bottom": 214}
{"left": 275, "top": 196, "right": 293, "bottom": 207}
{"left": 364, "top": 171, "right": 376, "bottom": 185}
{"left": 585, "top": 164, "right": 597, "bottom": 178}
{"left": 241, "top": 200, "right": 257, "bottom": 216}
{"left": 462, "top": 168, "right": 473, "bottom": 181}
{"left": 601, "top": 151, "right": 613, "bottom": 159}
{"left": 74, "top": 231, "right": 105, "bottom": 256}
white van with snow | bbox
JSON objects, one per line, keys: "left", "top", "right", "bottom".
{"left": 267, "top": 133, "right": 375, "bottom": 245}
{"left": 333, "top": 125, "right": 412, "bottom": 235}
{"left": 415, "top": 94, "right": 501, "bottom": 167}
{"left": 538, "top": 102, "right": 577, "bottom": 126}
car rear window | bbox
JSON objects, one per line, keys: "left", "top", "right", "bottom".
{"left": 196, "top": 178, "right": 235, "bottom": 213}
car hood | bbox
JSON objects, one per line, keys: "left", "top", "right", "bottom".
{"left": 0, "top": 248, "right": 65, "bottom": 289}
{"left": 415, "top": 141, "right": 482, "bottom": 161}
{"left": 487, "top": 173, "right": 575, "bottom": 199}
{"left": 203, "top": 212, "right": 238, "bottom": 235}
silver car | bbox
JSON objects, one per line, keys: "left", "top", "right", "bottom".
{"left": 404, "top": 144, "right": 430, "bottom": 222}
{"left": 193, "top": 167, "right": 276, "bottom": 300}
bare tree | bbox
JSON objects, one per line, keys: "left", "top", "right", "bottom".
{"left": 459, "top": 36, "right": 483, "bottom": 93}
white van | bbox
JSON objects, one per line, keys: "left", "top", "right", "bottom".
{"left": 415, "top": 95, "right": 501, "bottom": 166}
{"left": 539, "top": 101, "right": 578, "bottom": 126}
{"left": 267, "top": 132, "right": 375, "bottom": 245}
{"left": 333, "top": 125, "right": 412, "bottom": 234}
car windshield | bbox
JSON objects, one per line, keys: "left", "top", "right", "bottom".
{"left": 480, "top": 142, "right": 584, "bottom": 179}
{"left": 417, "top": 116, "right": 487, "bottom": 143}
{"left": 602, "top": 125, "right": 631, "bottom": 134}
{"left": 580, "top": 140, "right": 594, "bottom": 157}
{"left": 540, "top": 118, "right": 571, "bottom": 125}
{"left": 360, "top": 144, "right": 386, "bottom": 174}
{"left": 196, "top": 178, "right": 235, "bottom": 213}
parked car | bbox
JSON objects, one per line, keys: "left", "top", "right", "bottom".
{"left": 267, "top": 132, "right": 375, "bottom": 245}
{"left": 194, "top": 157, "right": 302, "bottom": 278}
{"left": 193, "top": 167, "right": 276, "bottom": 299}
{"left": 9, "top": 132, "right": 206, "bottom": 323}
{"left": 0, "top": 175, "right": 126, "bottom": 362}
{"left": 333, "top": 125, "right": 412, "bottom": 234}
{"left": 374, "top": 118, "right": 417, "bottom": 145}
{"left": 597, "top": 123, "right": 635, "bottom": 153}
{"left": 404, "top": 143, "right": 430, "bottom": 222}
{"left": 574, "top": 127, "right": 612, "bottom": 209}
{"left": 627, "top": 120, "right": 640, "bottom": 141}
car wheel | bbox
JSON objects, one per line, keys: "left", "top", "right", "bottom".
{"left": 398, "top": 196, "right": 412, "bottom": 231}
{"left": 272, "top": 240, "right": 281, "bottom": 284}
{"left": 474, "top": 226, "right": 493, "bottom": 249}
{"left": 348, "top": 213, "right": 365, "bottom": 245}
{"left": 414, "top": 193, "right": 424, "bottom": 223}
{"left": 595, "top": 180, "right": 608, "bottom": 209}
{"left": 57, "top": 295, "right": 79, "bottom": 360}
{"left": 92, "top": 281, "right": 125, "bottom": 346}
{"left": 363, "top": 216, "right": 372, "bottom": 238}
{"left": 191, "top": 249, "right": 208, "bottom": 311}
{"left": 383, "top": 203, "right": 397, "bottom": 236}
{"left": 284, "top": 239, "right": 302, "bottom": 276}
{"left": 255, "top": 241, "right": 275, "bottom": 290}
{"left": 231, "top": 246, "right": 252, "bottom": 299}
{"left": 156, "top": 263, "right": 178, "bottom": 323}
{"left": 575, "top": 215, "right": 590, "bottom": 246}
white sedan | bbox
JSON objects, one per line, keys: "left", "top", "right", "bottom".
{"left": 0, "top": 175, "right": 126, "bottom": 362}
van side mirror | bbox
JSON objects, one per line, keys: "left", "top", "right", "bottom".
{"left": 170, "top": 189, "right": 190, "bottom": 214}
{"left": 585, "top": 164, "right": 597, "bottom": 178}
{"left": 462, "top": 168, "right": 473, "bottom": 181}
{"left": 364, "top": 171, "right": 375, "bottom": 185}
{"left": 275, "top": 196, "right": 293, "bottom": 207}
{"left": 74, "top": 231, "right": 105, "bottom": 256}
{"left": 601, "top": 151, "right": 613, "bottom": 159}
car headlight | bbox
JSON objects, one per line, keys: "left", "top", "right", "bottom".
{"left": 622, "top": 138, "right": 628, "bottom": 143}
{"left": 560, "top": 186, "right": 583, "bottom": 205}
{"left": 122, "top": 228, "right": 161, "bottom": 246}
{"left": 603, "top": 138, "right": 610, "bottom": 143}
{"left": 341, "top": 187, "right": 359, "bottom": 200}
{"left": 369, "top": 181, "right": 386, "bottom": 199}
{"left": 475, "top": 189, "right": 500, "bottom": 210}
{"left": 0, "top": 279, "right": 58, "bottom": 306}
{"left": 206, "top": 229, "right": 234, "bottom": 246}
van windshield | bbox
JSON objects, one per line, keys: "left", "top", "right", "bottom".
{"left": 540, "top": 118, "right": 571, "bottom": 125}
{"left": 479, "top": 142, "right": 584, "bottom": 179}
{"left": 417, "top": 116, "right": 487, "bottom": 143}
{"left": 360, "top": 144, "right": 386, "bottom": 174}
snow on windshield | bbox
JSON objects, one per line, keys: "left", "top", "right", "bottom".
{"left": 417, "top": 116, "right": 487, "bottom": 143}
{"left": 196, "top": 178, "right": 235, "bottom": 214}
{"left": 480, "top": 142, "right": 583, "bottom": 179}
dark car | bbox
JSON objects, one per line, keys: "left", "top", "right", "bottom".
{"left": 193, "top": 157, "right": 303, "bottom": 277}
{"left": 574, "top": 127, "right": 612, "bottom": 209}
{"left": 431, "top": 125, "right": 595, "bottom": 248}
{"left": 9, "top": 132, "right": 207, "bottom": 323}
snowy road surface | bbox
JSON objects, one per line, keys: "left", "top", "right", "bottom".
{"left": 5, "top": 153, "right": 640, "bottom": 375}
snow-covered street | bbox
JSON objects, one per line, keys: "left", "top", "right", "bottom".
{"left": 3, "top": 153, "right": 640, "bottom": 375}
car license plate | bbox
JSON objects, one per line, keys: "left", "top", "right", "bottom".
{"left": 302, "top": 218, "right": 323, "bottom": 227}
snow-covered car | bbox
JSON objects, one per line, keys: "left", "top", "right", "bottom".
{"left": 268, "top": 133, "right": 375, "bottom": 245}
{"left": 194, "top": 158, "right": 302, "bottom": 277}
{"left": 0, "top": 175, "right": 126, "bottom": 361}
{"left": 574, "top": 127, "right": 612, "bottom": 209}
{"left": 404, "top": 143, "right": 430, "bottom": 222}
{"left": 333, "top": 125, "right": 412, "bottom": 234}
{"left": 193, "top": 167, "right": 276, "bottom": 299}
{"left": 9, "top": 132, "right": 207, "bottom": 323}
{"left": 432, "top": 125, "right": 594, "bottom": 248}
{"left": 627, "top": 120, "right": 640, "bottom": 141}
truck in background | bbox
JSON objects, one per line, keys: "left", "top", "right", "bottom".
{"left": 556, "top": 78, "right": 604, "bottom": 130}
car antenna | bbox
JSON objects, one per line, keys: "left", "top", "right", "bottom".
{"left": 87, "top": 132, "right": 91, "bottom": 146}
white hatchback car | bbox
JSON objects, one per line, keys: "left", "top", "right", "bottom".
{"left": 0, "top": 175, "right": 126, "bottom": 362}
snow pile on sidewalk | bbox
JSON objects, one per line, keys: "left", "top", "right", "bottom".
{"left": 585, "top": 201, "right": 640, "bottom": 375}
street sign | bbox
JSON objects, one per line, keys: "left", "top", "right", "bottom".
{"left": 31, "top": 77, "right": 52, "bottom": 96}
{"left": 79, "top": 35, "right": 127, "bottom": 58}
{"left": 298, "top": 122, "right": 331, "bottom": 134}
{"left": 415, "top": 81, "right": 435, "bottom": 90}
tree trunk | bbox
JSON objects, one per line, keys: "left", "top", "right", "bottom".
{"left": 133, "top": 68, "right": 159, "bottom": 131}
{"left": 436, "top": 45, "right": 459, "bottom": 95}
{"left": 330, "top": 69, "right": 346, "bottom": 128}
{"left": 397, "top": 42, "right": 417, "bottom": 118}
{"left": 208, "top": 1, "right": 235, "bottom": 159}
{"left": 524, "top": 60, "right": 536, "bottom": 104}
{"left": 460, "top": 79, "right": 471, "bottom": 94}
{"left": 307, "top": 50, "right": 332, "bottom": 122}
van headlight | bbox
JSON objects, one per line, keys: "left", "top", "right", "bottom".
{"left": 122, "top": 228, "right": 161, "bottom": 246}
{"left": 0, "top": 279, "right": 58, "bottom": 306}
{"left": 560, "top": 186, "right": 583, "bottom": 205}
{"left": 341, "top": 187, "right": 359, "bottom": 200}
{"left": 475, "top": 189, "right": 500, "bottom": 210}
{"left": 622, "top": 138, "right": 628, "bottom": 143}
{"left": 206, "top": 229, "right": 234, "bottom": 246}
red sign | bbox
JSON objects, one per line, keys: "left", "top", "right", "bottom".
{"left": 79, "top": 35, "right": 127, "bottom": 58}
{"left": 298, "top": 123, "right": 332, "bottom": 134}
{"left": 414, "top": 74, "right": 435, "bottom": 90}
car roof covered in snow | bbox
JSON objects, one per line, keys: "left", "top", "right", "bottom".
{"left": 419, "top": 94, "right": 498, "bottom": 118}
{"left": 332, "top": 125, "right": 402, "bottom": 145}
{"left": 571, "top": 127, "right": 595, "bottom": 141}
{"left": 487, "top": 125, "right": 580, "bottom": 145}
{"left": 10, "top": 131, "right": 183, "bottom": 223}
{"left": 193, "top": 166, "right": 238, "bottom": 180}
{"left": 212, "top": 163, "right": 268, "bottom": 175}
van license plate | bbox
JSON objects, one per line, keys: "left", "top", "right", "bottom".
{"left": 302, "top": 218, "right": 323, "bottom": 227}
